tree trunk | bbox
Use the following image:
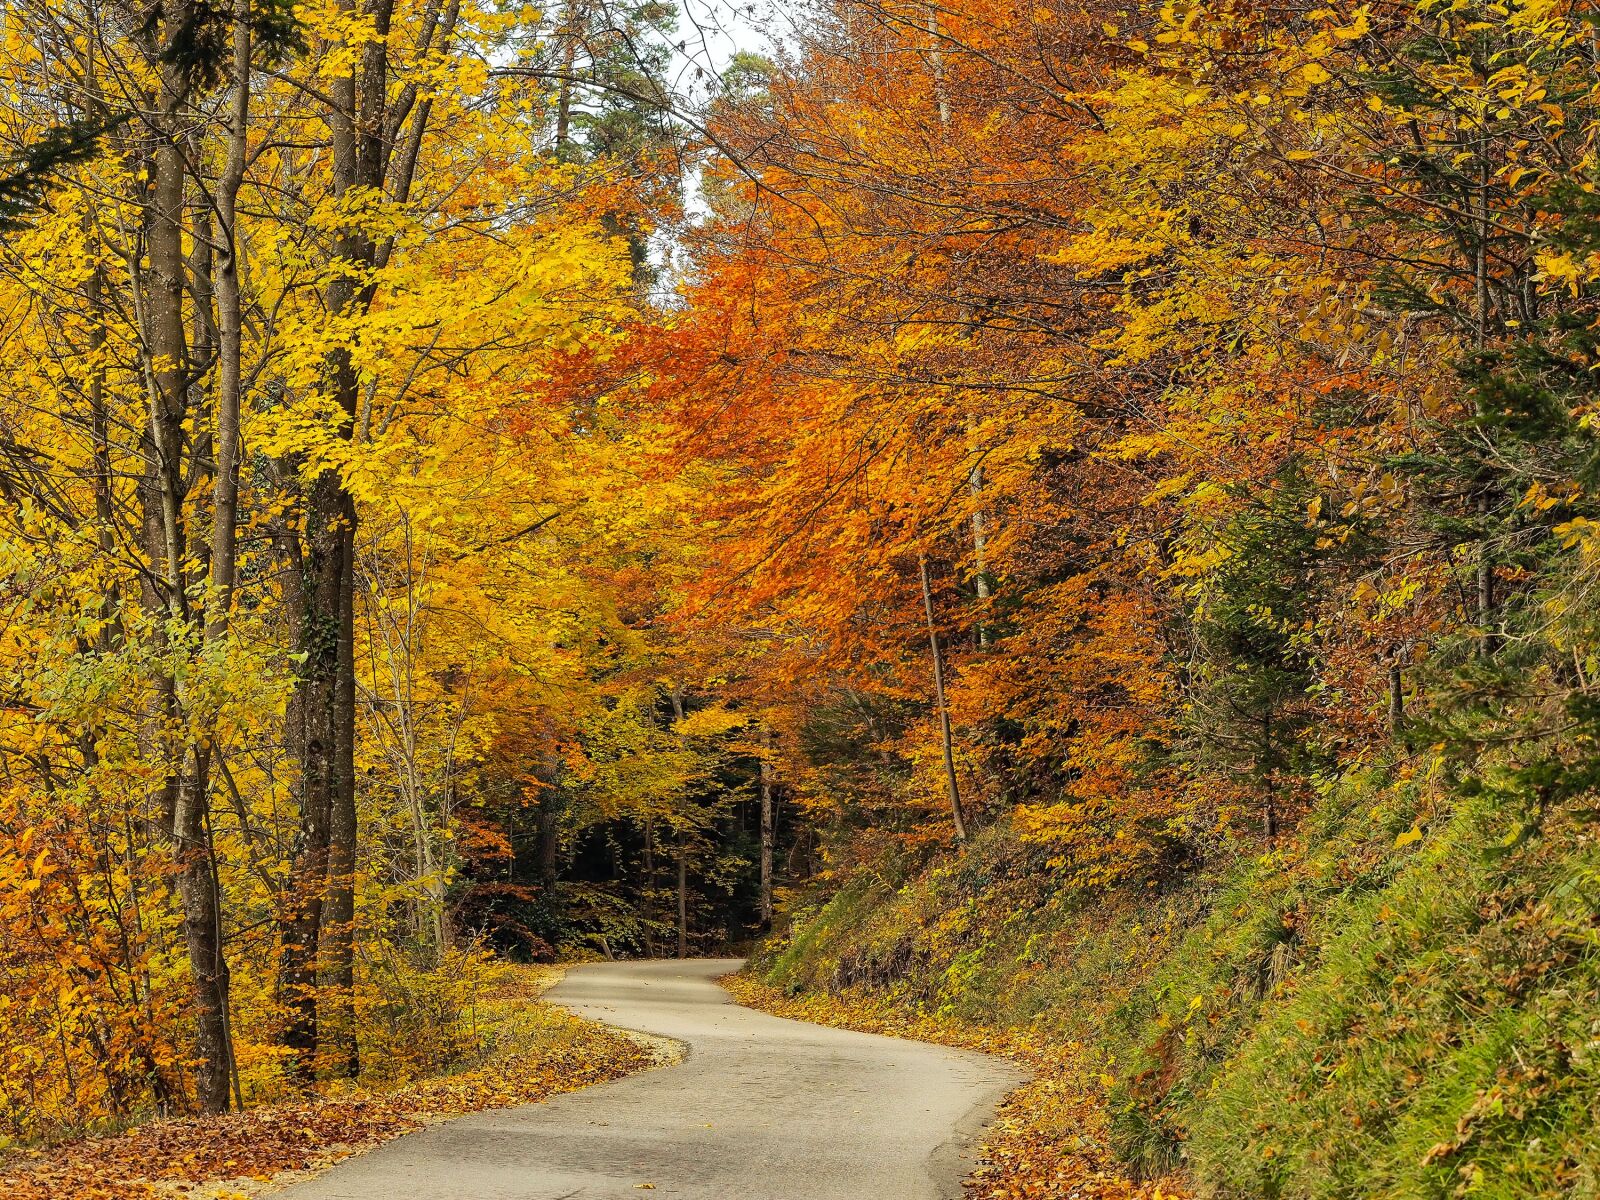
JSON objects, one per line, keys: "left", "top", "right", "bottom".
{"left": 86, "top": 265, "right": 123, "bottom": 645}
{"left": 191, "top": 7, "right": 252, "bottom": 1107}
{"left": 919, "top": 553, "right": 967, "bottom": 842}
{"left": 283, "top": 0, "right": 402, "bottom": 1080}
{"left": 279, "top": 465, "right": 343, "bottom": 1082}
{"left": 322, "top": 501, "right": 360, "bottom": 1078}
{"left": 759, "top": 726, "right": 775, "bottom": 929}
{"left": 208, "top": 0, "right": 249, "bottom": 639}
{"left": 172, "top": 753, "right": 233, "bottom": 1113}
{"left": 1262, "top": 712, "right": 1278, "bottom": 842}
{"left": 668, "top": 683, "right": 691, "bottom": 956}
{"left": 536, "top": 785, "right": 562, "bottom": 897}
{"left": 554, "top": 0, "right": 579, "bottom": 150}
{"left": 136, "top": 15, "right": 233, "bottom": 1111}
{"left": 1476, "top": 491, "right": 1497, "bottom": 658}
{"left": 969, "top": 464, "right": 990, "bottom": 649}
{"left": 676, "top": 847, "right": 688, "bottom": 959}
{"left": 642, "top": 815, "right": 656, "bottom": 957}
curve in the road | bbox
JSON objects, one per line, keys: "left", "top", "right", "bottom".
{"left": 277, "top": 958, "right": 1026, "bottom": 1200}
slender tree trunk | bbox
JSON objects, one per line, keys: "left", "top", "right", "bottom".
{"left": 209, "top": 0, "right": 249, "bottom": 638}
{"left": 926, "top": 6, "right": 950, "bottom": 126}
{"left": 919, "top": 553, "right": 968, "bottom": 842}
{"left": 194, "top": 10, "right": 252, "bottom": 1104}
{"left": 1470, "top": 164, "right": 1499, "bottom": 664}
{"left": 759, "top": 726, "right": 775, "bottom": 930}
{"left": 668, "top": 684, "right": 692, "bottom": 956}
{"left": 87, "top": 265, "right": 123, "bottom": 644}
{"left": 1262, "top": 712, "right": 1278, "bottom": 842}
{"left": 554, "top": 0, "right": 579, "bottom": 150}
{"left": 676, "top": 846, "right": 688, "bottom": 959}
{"left": 1388, "top": 653, "right": 1404, "bottom": 733}
{"left": 1476, "top": 491, "right": 1497, "bottom": 658}
{"left": 969, "top": 464, "right": 990, "bottom": 649}
{"left": 642, "top": 815, "right": 656, "bottom": 958}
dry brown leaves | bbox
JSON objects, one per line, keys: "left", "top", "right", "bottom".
{"left": 0, "top": 1001, "right": 652, "bottom": 1200}
{"left": 721, "top": 975, "right": 1189, "bottom": 1200}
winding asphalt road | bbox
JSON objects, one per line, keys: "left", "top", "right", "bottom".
{"left": 279, "top": 958, "right": 1024, "bottom": 1199}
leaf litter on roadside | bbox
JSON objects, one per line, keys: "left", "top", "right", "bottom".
{"left": 0, "top": 973, "right": 654, "bottom": 1200}
{"left": 721, "top": 975, "right": 1188, "bottom": 1200}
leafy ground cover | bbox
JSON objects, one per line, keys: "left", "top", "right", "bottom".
{"left": 0, "top": 966, "right": 656, "bottom": 1200}
{"left": 747, "top": 759, "right": 1600, "bottom": 1199}
{"left": 723, "top": 974, "right": 1185, "bottom": 1200}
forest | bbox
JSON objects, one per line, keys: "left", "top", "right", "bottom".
{"left": 1, "top": 0, "right": 1599, "bottom": 1195}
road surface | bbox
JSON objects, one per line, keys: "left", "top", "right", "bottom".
{"left": 279, "top": 957, "right": 1025, "bottom": 1199}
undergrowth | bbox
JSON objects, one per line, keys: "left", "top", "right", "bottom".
{"left": 0, "top": 963, "right": 654, "bottom": 1199}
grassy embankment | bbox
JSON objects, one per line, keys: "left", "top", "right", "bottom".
{"left": 743, "top": 764, "right": 1600, "bottom": 1198}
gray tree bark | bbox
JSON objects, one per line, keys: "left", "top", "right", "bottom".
{"left": 919, "top": 554, "right": 967, "bottom": 842}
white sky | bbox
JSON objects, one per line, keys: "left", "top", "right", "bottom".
{"left": 668, "top": 0, "right": 767, "bottom": 94}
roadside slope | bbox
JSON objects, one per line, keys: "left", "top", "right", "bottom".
{"left": 754, "top": 769, "right": 1600, "bottom": 1198}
